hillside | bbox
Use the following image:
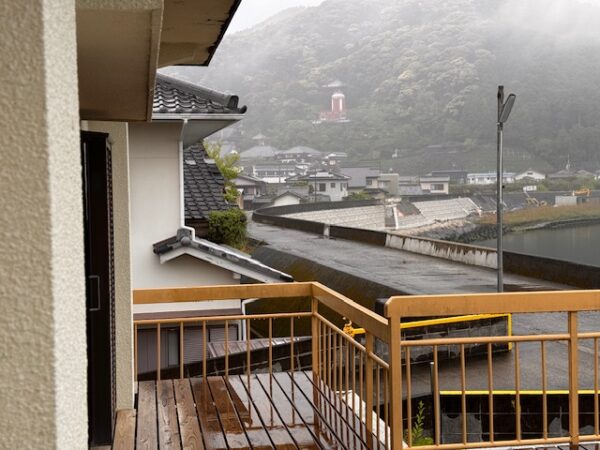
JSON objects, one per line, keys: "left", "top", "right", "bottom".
{"left": 163, "top": 0, "right": 600, "bottom": 174}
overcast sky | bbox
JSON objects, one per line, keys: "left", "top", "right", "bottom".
{"left": 227, "top": 0, "right": 325, "bottom": 33}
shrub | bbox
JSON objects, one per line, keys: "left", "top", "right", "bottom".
{"left": 207, "top": 209, "right": 247, "bottom": 249}
{"left": 404, "top": 400, "right": 434, "bottom": 446}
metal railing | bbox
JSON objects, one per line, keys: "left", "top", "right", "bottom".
{"left": 133, "top": 282, "right": 392, "bottom": 448}
{"left": 133, "top": 283, "right": 600, "bottom": 449}
{"left": 385, "top": 289, "right": 600, "bottom": 449}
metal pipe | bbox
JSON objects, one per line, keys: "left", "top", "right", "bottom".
{"left": 497, "top": 86, "right": 504, "bottom": 293}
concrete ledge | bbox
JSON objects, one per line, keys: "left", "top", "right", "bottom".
{"left": 387, "top": 234, "right": 496, "bottom": 269}
{"left": 252, "top": 201, "right": 600, "bottom": 289}
{"left": 330, "top": 225, "right": 387, "bottom": 246}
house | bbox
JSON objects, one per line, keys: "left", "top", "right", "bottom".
{"left": 276, "top": 146, "right": 322, "bottom": 163}
{"left": 515, "top": 169, "right": 546, "bottom": 182}
{"left": 294, "top": 171, "right": 350, "bottom": 201}
{"left": 365, "top": 173, "right": 401, "bottom": 196}
{"left": 2, "top": 1, "right": 244, "bottom": 447}
{"left": 250, "top": 163, "right": 298, "bottom": 183}
{"left": 420, "top": 175, "right": 450, "bottom": 194}
{"left": 428, "top": 170, "right": 469, "bottom": 184}
{"left": 467, "top": 171, "right": 516, "bottom": 185}
{"left": 130, "top": 75, "right": 293, "bottom": 377}
{"left": 239, "top": 145, "right": 279, "bottom": 160}
{"left": 340, "top": 167, "right": 380, "bottom": 193}
{"left": 270, "top": 190, "right": 306, "bottom": 207}
{"left": 233, "top": 173, "right": 267, "bottom": 209}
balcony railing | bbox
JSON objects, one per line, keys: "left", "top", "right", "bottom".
{"left": 130, "top": 283, "right": 600, "bottom": 449}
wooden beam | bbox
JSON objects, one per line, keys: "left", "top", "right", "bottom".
{"left": 133, "top": 282, "right": 313, "bottom": 304}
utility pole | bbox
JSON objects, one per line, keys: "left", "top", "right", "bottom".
{"left": 497, "top": 86, "right": 504, "bottom": 293}
{"left": 496, "top": 86, "right": 516, "bottom": 293}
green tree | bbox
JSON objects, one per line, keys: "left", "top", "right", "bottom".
{"left": 204, "top": 141, "right": 240, "bottom": 203}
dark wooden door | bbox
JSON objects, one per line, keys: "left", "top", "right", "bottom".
{"left": 81, "top": 131, "right": 116, "bottom": 446}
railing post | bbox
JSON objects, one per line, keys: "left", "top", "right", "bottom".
{"left": 311, "top": 296, "right": 320, "bottom": 378}
{"left": 365, "top": 332, "right": 375, "bottom": 438}
{"left": 389, "top": 315, "right": 403, "bottom": 449}
{"left": 568, "top": 311, "right": 579, "bottom": 445}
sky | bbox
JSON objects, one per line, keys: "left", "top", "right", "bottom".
{"left": 227, "top": 0, "right": 325, "bottom": 33}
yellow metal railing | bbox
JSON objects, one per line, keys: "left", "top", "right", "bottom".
{"left": 385, "top": 289, "right": 600, "bottom": 449}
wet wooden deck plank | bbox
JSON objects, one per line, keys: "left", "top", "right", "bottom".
{"left": 294, "top": 371, "right": 375, "bottom": 450}
{"left": 272, "top": 372, "right": 349, "bottom": 450}
{"left": 113, "top": 409, "right": 136, "bottom": 450}
{"left": 241, "top": 374, "right": 318, "bottom": 449}
{"left": 156, "top": 380, "right": 181, "bottom": 450}
{"left": 173, "top": 379, "right": 203, "bottom": 450}
{"left": 190, "top": 378, "right": 228, "bottom": 450}
{"left": 207, "top": 377, "right": 252, "bottom": 450}
{"left": 254, "top": 373, "right": 333, "bottom": 450}
{"left": 226, "top": 376, "right": 286, "bottom": 450}
{"left": 137, "top": 381, "right": 158, "bottom": 450}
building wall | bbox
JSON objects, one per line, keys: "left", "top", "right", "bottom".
{"left": 129, "top": 123, "right": 239, "bottom": 312}
{"left": 0, "top": 1, "right": 87, "bottom": 448}
{"left": 273, "top": 195, "right": 302, "bottom": 207}
{"left": 85, "top": 120, "right": 134, "bottom": 410}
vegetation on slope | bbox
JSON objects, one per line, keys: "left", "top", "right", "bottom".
{"left": 165, "top": 0, "right": 600, "bottom": 173}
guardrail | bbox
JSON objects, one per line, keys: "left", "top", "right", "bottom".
{"left": 385, "top": 289, "right": 600, "bottom": 449}
{"left": 133, "top": 282, "right": 392, "bottom": 448}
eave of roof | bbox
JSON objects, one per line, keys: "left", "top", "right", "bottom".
{"left": 153, "top": 228, "right": 293, "bottom": 283}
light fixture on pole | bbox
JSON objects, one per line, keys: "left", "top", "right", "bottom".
{"left": 497, "top": 86, "right": 516, "bottom": 293}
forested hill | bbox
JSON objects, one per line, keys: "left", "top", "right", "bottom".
{"left": 163, "top": 0, "right": 600, "bottom": 173}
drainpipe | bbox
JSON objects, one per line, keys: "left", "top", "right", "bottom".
{"left": 178, "top": 119, "right": 188, "bottom": 227}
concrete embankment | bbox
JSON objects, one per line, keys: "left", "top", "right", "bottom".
{"left": 252, "top": 201, "right": 600, "bottom": 289}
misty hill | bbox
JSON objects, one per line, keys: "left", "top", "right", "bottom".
{"left": 163, "top": 0, "right": 600, "bottom": 174}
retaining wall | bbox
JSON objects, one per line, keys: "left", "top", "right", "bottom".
{"left": 252, "top": 202, "right": 600, "bottom": 288}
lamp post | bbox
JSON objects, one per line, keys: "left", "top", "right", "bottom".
{"left": 496, "top": 86, "right": 516, "bottom": 292}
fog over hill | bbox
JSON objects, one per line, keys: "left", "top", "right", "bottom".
{"left": 163, "top": 0, "right": 600, "bottom": 173}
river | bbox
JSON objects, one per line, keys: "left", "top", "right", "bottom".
{"left": 476, "top": 223, "right": 600, "bottom": 267}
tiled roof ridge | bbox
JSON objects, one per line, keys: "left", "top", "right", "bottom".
{"left": 154, "top": 73, "right": 247, "bottom": 114}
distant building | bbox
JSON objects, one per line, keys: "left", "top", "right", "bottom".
{"left": 233, "top": 174, "right": 267, "bottom": 209}
{"left": 276, "top": 146, "right": 322, "bottom": 163}
{"left": 467, "top": 172, "right": 516, "bottom": 185}
{"left": 250, "top": 163, "right": 297, "bottom": 183}
{"left": 515, "top": 169, "right": 546, "bottom": 182}
{"left": 339, "top": 167, "right": 380, "bottom": 193}
{"left": 420, "top": 176, "right": 450, "bottom": 194}
{"left": 428, "top": 170, "right": 468, "bottom": 184}
{"left": 239, "top": 145, "right": 279, "bottom": 160}
{"left": 324, "top": 151, "right": 348, "bottom": 167}
{"left": 317, "top": 81, "right": 350, "bottom": 123}
{"left": 295, "top": 171, "right": 350, "bottom": 201}
{"left": 365, "top": 173, "right": 400, "bottom": 196}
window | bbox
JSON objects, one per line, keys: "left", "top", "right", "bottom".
{"left": 331, "top": 182, "right": 336, "bottom": 188}
{"left": 432, "top": 184, "right": 445, "bottom": 191}
{"left": 319, "top": 183, "right": 326, "bottom": 192}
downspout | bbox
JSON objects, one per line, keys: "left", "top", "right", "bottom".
{"left": 179, "top": 119, "right": 188, "bottom": 227}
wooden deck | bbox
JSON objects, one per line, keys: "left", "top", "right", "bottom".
{"left": 113, "top": 371, "right": 381, "bottom": 450}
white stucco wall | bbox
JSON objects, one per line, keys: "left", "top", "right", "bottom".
{"left": 129, "top": 123, "right": 240, "bottom": 312}
{"left": 86, "top": 120, "right": 134, "bottom": 410}
{"left": 0, "top": 1, "right": 87, "bottom": 448}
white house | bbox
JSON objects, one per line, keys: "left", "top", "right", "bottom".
{"left": 467, "top": 172, "right": 516, "bottom": 185}
{"left": 420, "top": 176, "right": 450, "bottom": 194}
{"left": 128, "top": 75, "right": 291, "bottom": 376}
{"left": 515, "top": 169, "right": 546, "bottom": 182}
{"left": 295, "top": 171, "right": 351, "bottom": 201}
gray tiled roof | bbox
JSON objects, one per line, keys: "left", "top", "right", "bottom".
{"left": 153, "top": 228, "right": 293, "bottom": 283}
{"left": 154, "top": 73, "right": 247, "bottom": 115}
{"left": 184, "top": 144, "right": 232, "bottom": 221}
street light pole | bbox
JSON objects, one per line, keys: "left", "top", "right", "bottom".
{"left": 496, "top": 86, "right": 516, "bottom": 293}
{"left": 497, "top": 86, "right": 504, "bottom": 293}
